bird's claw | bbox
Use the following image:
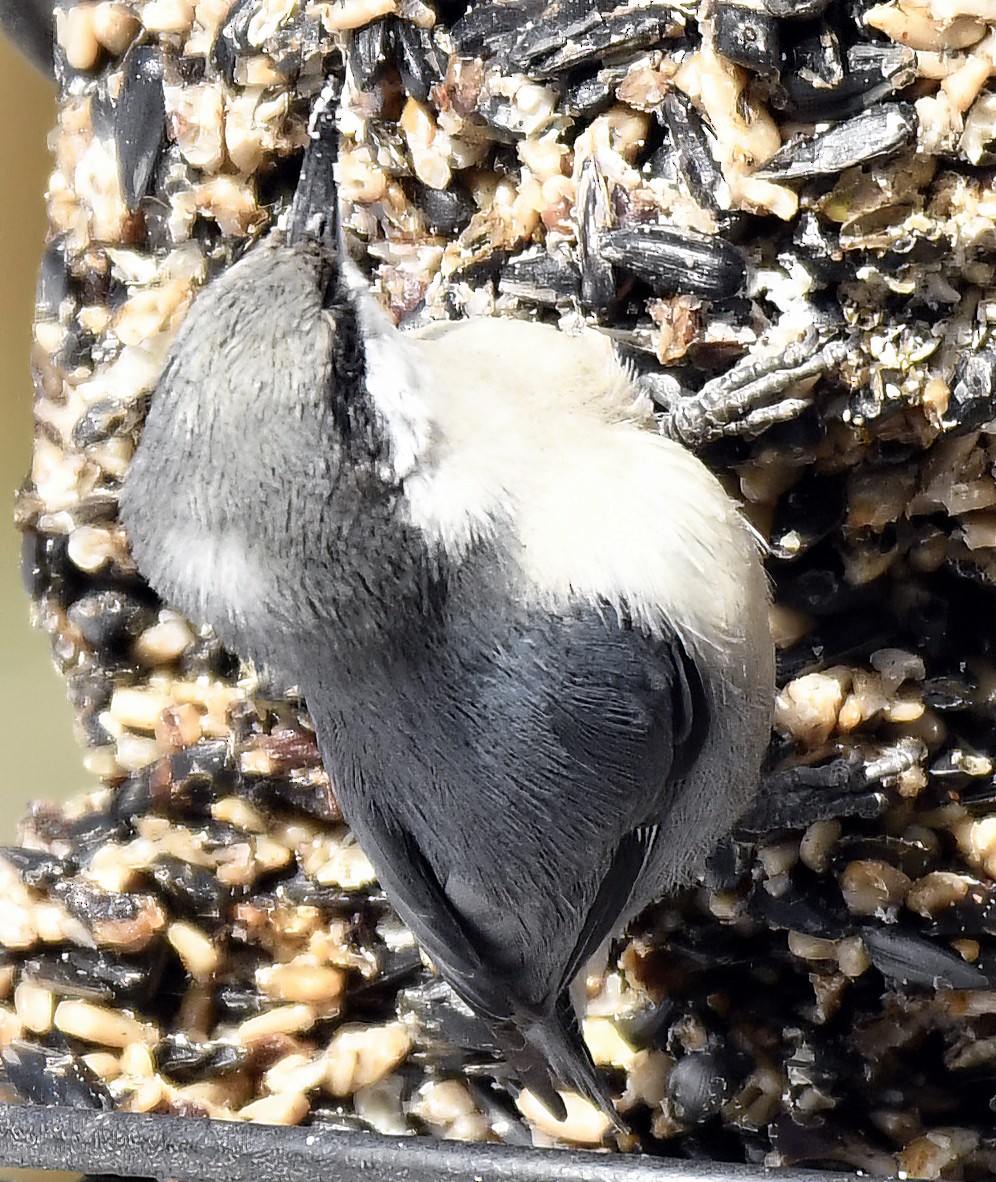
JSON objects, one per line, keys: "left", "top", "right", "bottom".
{"left": 736, "top": 737, "right": 924, "bottom": 835}
{"left": 659, "top": 330, "right": 848, "bottom": 449}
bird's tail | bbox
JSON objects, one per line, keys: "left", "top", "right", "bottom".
{"left": 495, "top": 992, "right": 627, "bottom": 1134}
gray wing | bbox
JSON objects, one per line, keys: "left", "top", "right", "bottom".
{"left": 521, "top": 609, "right": 707, "bottom": 994}
{"left": 312, "top": 596, "right": 707, "bottom": 1017}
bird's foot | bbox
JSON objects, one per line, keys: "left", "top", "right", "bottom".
{"left": 736, "top": 737, "right": 924, "bottom": 834}
{"left": 658, "top": 329, "right": 848, "bottom": 449}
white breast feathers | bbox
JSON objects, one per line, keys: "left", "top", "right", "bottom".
{"left": 370, "top": 317, "right": 765, "bottom": 660}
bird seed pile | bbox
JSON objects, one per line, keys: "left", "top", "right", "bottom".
{"left": 7, "top": 0, "right": 996, "bottom": 1175}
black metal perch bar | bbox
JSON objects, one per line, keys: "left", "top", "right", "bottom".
{"left": 0, "top": 1105, "right": 890, "bottom": 1182}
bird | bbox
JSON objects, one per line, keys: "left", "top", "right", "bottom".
{"left": 118, "top": 89, "right": 774, "bottom": 1130}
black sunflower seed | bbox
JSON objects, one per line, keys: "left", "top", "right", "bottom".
{"left": 599, "top": 225, "right": 746, "bottom": 300}
{"left": 755, "top": 103, "right": 917, "bottom": 182}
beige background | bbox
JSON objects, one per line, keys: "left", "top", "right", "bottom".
{"left": 0, "top": 40, "right": 85, "bottom": 844}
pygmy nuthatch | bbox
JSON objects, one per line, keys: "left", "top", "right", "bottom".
{"left": 119, "top": 91, "right": 774, "bottom": 1128}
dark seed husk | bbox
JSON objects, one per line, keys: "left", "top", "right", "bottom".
{"left": 748, "top": 883, "right": 850, "bottom": 940}
{"left": 499, "top": 247, "right": 581, "bottom": 306}
{"left": 949, "top": 779, "right": 996, "bottom": 812}
{"left": 929, "top": 748, "right": 993, "bottom": 797}
{"left": 599, "top": 225, "right": 746, "bottom": 300}
{"left": 770, "top": 474, "right": 846, "bottom": 561}
{"left": 54, "top": 881, "right": 158, "bottom": 927}
{"left": 561, "top": 75, "right": 614, "bottom": 119}
{"left": 466, "top": 1079, "right": 534, "bottom": 1147}
{"left": 788, "top": 24, "right": 844, "bottom": 91}
{"left": 113, "top": 45, "right": 166, "bottom": 212}
{"left": 449, "top": 0, "right": 545, "bottom": 57}
{"left": 762, "top": 0, "right": 831, "bottom": 15}
{"left": 32, "top": 806, "right": 131, "bottom": 865}
{"left": 349, "top": 944, "right": 423, "bottom": 1010}
{"left": 72, "top": 396, "right": 150, "bottom": 450}
{"left": 476, "top": 94, "right": 534, "bottom": 140}
{"left": 214, "top": 983, "right": 268, "bottom": 1022}
{"left": 922, "top": 671, "right": 977, "bottom": 712}
{"left": 351, "top": 18, "right": 390, "bottom": 90}
{"left": 20, "top": 530, "right": 81, "bottom": 604}
{"left": 210, "top": 0, "right": 253, "bottom": 85}
{"left": 54, "top": 319, "right": 95, "bottom": 371}
{"left": 308, "top": 1108, "right": 377, "bottom": 1134}
{"left": 111, "top": 765, "right": 166, "bottom": 820}
{"left": 667, "top": 1051, "right": 732, "bottom": 1123}
{"left": 389, "top": 19, "right": 446, "bottom": 103}
{"left": 22, "top": 947, "right": 165, "bottom": 1007}
{"left": 34, "top": 237, "right": 73, "bottom": 321}
{"left": 860, "top": 927, "right": 990, "bottom": 990}
{"left": 576, "top": 156, "right": 615, "bottom": 312}
{"left": 945, "top": 349, "right": 996, "bottom": 435}
{"left": 658, "top": 92, "right": 725, "bottom": 213}
{"left": 792, "top": 210, "right": 845, "bottom": 283}
{"left": 148, "top": 856, "right": 229, "bottom": 923}
{"left": 154, "top": 1033, "right": 247, "bottom": 1083}
{"left": 0, "top": 845, "right": 77, "bottom": 889}
{"left": 447, "top": 246, "right": 513, "bottom": 288}
{"left": 67, "top": 589, "right": 154, "bottom": 650}
{"left": 112, "top": 741, "right": 235, "bottom": 820}
{"left": 240, "top": 772, "right": 341, "bottom": 823}
{"left": 508, "top": 5, "right": 679, "bottom": 77}
{"left": 398, "top": 976, "right": 499, "bottom": 1062}
{"left": 415, "top": 181, "right": 475, "bottom": 235}
{"left": 712, "top": 4, "right": 780, "bottom": 77}
{"left": 271, "top": 869, "right": 377, "bottom": 911}
{"left": 2, "top": 1039, "right": 113, "bottom": 1110}
{"left": 927, "top": 888, "right": 996, "bottom": 940}
{"left": 755, "top": 103, "right": 917, "bottom": 182}
{"left": 170, "top": 739, "right": 235, "bottom": 784}
{"left": 775, "top": 44, "right": 917, "bottom": 120}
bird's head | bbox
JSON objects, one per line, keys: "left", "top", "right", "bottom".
{"left": 118, "top": 88, "right": 433, "bottom": 673}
